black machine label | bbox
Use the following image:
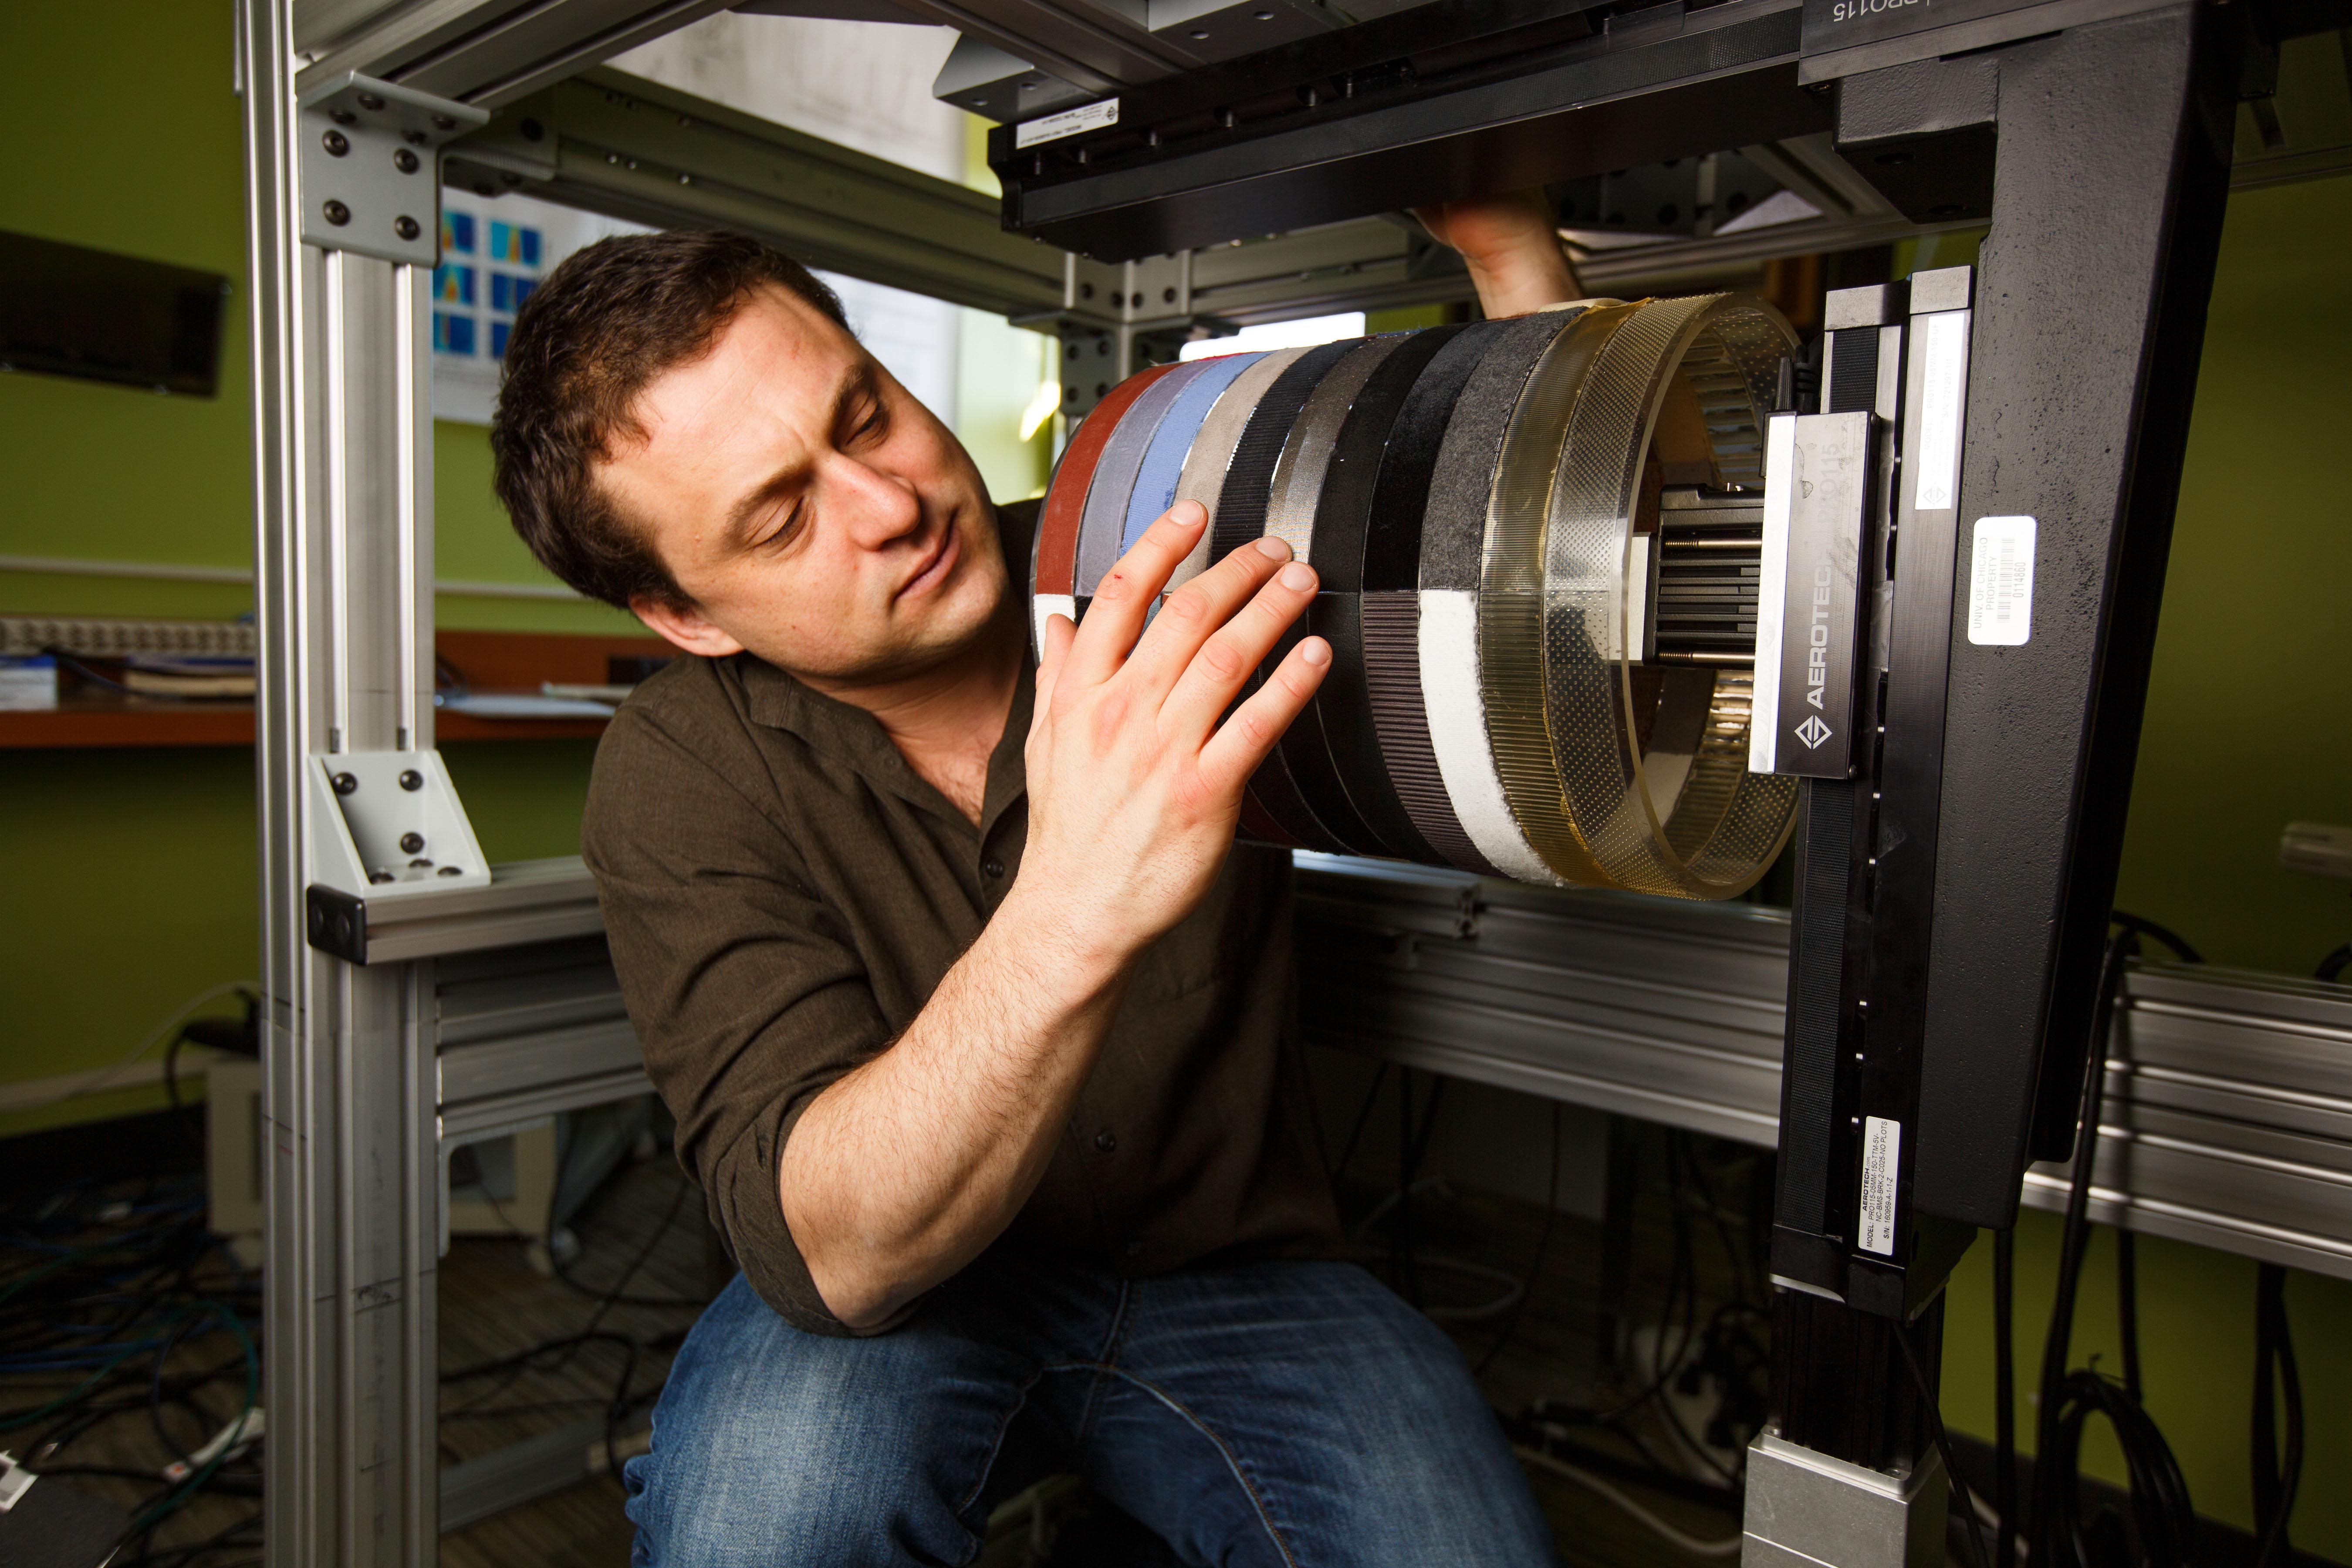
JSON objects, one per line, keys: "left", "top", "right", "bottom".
{"left": 1801, "top": 0, "right": 2028, "bottom": 57}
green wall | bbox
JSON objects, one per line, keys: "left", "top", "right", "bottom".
{"left": 5, "top": 2, "right": 2350, "bottom": 1551}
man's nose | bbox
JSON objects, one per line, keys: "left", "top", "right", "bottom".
{"left": 828, "top": 456, "right": 924, "bottom": 550}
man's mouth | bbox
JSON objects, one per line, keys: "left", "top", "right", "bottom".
{"left": 897, "top": 524, "right": 960, "bottom": 603}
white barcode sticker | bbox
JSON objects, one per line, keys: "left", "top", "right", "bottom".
{"left": 1015, "top": 98, "right": 1119, "bottom": 148}
{"left": 1912, "top": 311, "right": 1967, "bottom": 510}
{"left": 1859, "top": 1116, "right": 1901, "bottom": 1256}
{"left": 1967, "top": 515, "right": 2038, "bottom": 646}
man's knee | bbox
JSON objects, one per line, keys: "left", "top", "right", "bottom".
{"left": 625, "top": 1277, "right": 1033, "bottom": 1566}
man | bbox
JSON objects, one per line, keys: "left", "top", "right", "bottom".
{"left": 493, "top": 191, "right": 1580, "bottom": 1566}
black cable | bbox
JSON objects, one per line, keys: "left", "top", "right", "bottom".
{"left": 2251, "top": 1262, "right": 2303, "bottom": 1568}
{"left": 2116, "top": 1230, "right": 2143, "bottom": 1406}
{"left": 2031, "top": 918, "right": 2197, "bottom": 1568}
{"left": 1894, "top": 1323, "right": 1992, "bottom": 1568}
{"left": 1474, "top": 1101, "right": 1561, "bottom": 1379}
{"left": 2107, "top": 912, "right": 2201, "bottom": 965}
{"left": 1993, "top": 1227, "right": 2019, "bottom": 1568}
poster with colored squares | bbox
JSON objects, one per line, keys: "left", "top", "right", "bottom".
{"left": 429, "top": 189, "right": 649, "bottom": 426}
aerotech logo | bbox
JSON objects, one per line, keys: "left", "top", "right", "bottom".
{"left": 1796, "top": 563, "right": 1835, "bottom": 749}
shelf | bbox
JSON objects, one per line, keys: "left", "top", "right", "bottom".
{"left": 1, "top": 631, "right": 673, "bottom": 750}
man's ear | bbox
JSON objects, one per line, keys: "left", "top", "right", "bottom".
{"left": 630, "top": 594, "right": 746, "bottom": 659}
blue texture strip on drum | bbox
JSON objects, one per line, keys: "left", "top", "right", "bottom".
{"left": 1075, "top": 359, "right": 1218, "bottom": 595}
{"left": 1121, "top": 351, "right": 1265, "bottom": 555}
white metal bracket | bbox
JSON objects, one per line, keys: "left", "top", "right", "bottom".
{"left": 298, "top": 72, "right": 487, "bottom": 266}
{"left": 304, "top": 750, "right": 494, "bottom": 963}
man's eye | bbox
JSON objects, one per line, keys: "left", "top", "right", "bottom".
{"left": 756, "top": 501, "right": 806, "bottom": 551}
{"left": 853, "top": 404, "right": 888, "bottom": 443}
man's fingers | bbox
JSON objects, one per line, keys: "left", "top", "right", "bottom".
{"left": 1196, "top": 636, "right": 1331, "bottom": 795}
{"left": 1056, "top": 501, "right": 1207, "bottom": 691}
{"left": 1158, "top": 557, "right": 1321, "bottom": 744}
{"left": 1120, "top": 534, "right": 1294, "bottom": 696}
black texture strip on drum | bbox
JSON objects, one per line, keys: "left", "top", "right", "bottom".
{"left": 1288, "top": 326, "right": 1470, "bottom": 862}
{"left": 1362, "top": 591, "right": 1500, "bottom": 876}
{"left": 1207, "top": 340, "right": 1361, "bottom": 567}
{"left": 1361, "top": 321, "right": 1509, "bottom": 593}
{"left": 1419, "top": 312, "right": 1576, "bottom": 591}
{"left": 1262, "top": 337, "right": 1416, "bottom": 857}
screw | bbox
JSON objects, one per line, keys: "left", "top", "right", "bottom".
{"left": 1094, "top": 382, "right": 1107, "bottom": 397}
{"left": 1190, "top": 27, "right": 1210, "bottom": 37}
{"left": 404, "top": 130, "right": 428, "bottom": 146}
{"left": 410, "top": 857, "right": 433, "bottom": 868}
{"left": 398, "top": 769, "right": 423, "bottom": 791}
{"left": 431, "top": 113, "right": 457, "bottom": 130}
{"left": 333, "top": 771, "right": 358, "bottom": 794}
{"left": 679, "top": 173, "right": 692, "bottom": 185}
{"left": 329, "top": 108, "right": 357, "bottom": 126}
{"left": 1298, "top": 84, "right": 1321, "bottom": 106}
{"left": 438, "top": 865, "right": 464, "bottom": 876}
{"left": 357, "top": 92, "right": 385, "bottom": 111}
{"left": 322, "top": 129, "right": 350, "bottom": 156}
{"left": 369, "top": 869, "right": 395, "bottom": 885}
{"left": 1079, "top": 282, "right": 1095, "bottom": 300}
{"left": 1146, "top": 128, "right": 1162, "bottom": 146}
{"left": 399, "top": 831, "right": 426, "bottom": 854}
{"left": 323, "top": 199, "right": 351, "bottom": 225}
{"left": 520, "top": 117, "right": 544, "bottom": 142}
{"left": 393, "top": 215, "right": 420, "bottom": 241}
{"left": 1217, "top": 106, "right": 1238, "bottom": 127}
{"left": 393, "top": 147, "right": 419, "bottom": 173}
{"left": 1074, "top": 147, "right": 1089, "bottom": 165}
{"left": 1162, "top": 287, "right": 1176, "bottom": 304}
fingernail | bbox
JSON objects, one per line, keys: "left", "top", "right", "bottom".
{"left": 1254, "top": 537, "right": 1292, "bottom": 561}
{"left": 1301, "top": 639, "right": 1331, "bottom": 667}
{"left": 1171, "top": 500, "right": 1206, "bottom": 527}
{"left": 1280, "top": 562, "right": 1315, "bottom": 591}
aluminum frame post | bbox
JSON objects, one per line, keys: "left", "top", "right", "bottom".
{"left": 243, "top": 6, "right": 463, "bottom": 1562}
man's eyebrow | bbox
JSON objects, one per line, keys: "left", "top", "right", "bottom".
{"left": 717, "top": 362, "right": 882, "bottom": 550}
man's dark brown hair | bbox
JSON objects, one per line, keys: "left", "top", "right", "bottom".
{"left": 491, "top": 230, "right": 848, "bottom": 609}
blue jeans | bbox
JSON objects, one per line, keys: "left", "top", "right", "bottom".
{"left": 625, "top": 1249, "right": 1554, "bottom": 1566}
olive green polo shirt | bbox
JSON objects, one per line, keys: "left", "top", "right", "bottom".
{"left": 580, "top": 518, "right": 1339, "bottom": 1335}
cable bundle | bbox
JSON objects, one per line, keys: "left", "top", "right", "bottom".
{"left": 1033, "top": 296, "right": 1802, "bottom": 900}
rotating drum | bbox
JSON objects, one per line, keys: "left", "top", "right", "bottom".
{"left": 1031, "top": 294, "right": 1802, "bottom": 901}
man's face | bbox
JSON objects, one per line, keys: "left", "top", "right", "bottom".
{"left": 597, "top": 285, "right": 1005, "bottom": 686}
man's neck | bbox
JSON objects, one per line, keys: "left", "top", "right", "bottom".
{"left": 800, "top": 596, "right": 1025, "bottom": 825}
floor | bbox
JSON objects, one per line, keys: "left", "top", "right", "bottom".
{"left": 5, "top": 1119, "right": 1771, "bottom": 1567}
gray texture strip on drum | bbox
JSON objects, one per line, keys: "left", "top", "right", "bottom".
{"left": 1419, "top": 313, "right": 1576, "bottom": 592}
{"left": 1075, "top": 358, "right": 1216, "bottom": 595}
{"left": 1261, "top": 336, "right": 1407, "bottom": 563}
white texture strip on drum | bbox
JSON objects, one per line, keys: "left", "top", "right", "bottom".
{"left": 1750, "top": 413, "right": 1795, "bottom": 774}
{"left": 1032, "top": 592, "right": 1076, "bottom": 657}
{"left": 1261, "top": 336, "right": 1406, "bottom": 561}
{"left": 1075, "top": 358, "right": 1217, "bottom": 595}
{"left": 1169, "top": 347, "right": 1309, "bottom": 589}
{"left": 1416, "top": 589, "right": 1558, "bottom": 884}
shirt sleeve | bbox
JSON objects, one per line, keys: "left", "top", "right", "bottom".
{"left": 581, "top": 686, "right": 887, "bottom": 1335}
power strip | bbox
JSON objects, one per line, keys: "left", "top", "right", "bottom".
{"left": 0, "top": 615, "right": 255, "bottom": 658}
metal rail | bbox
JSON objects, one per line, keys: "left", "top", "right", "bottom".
{"left": 1293, "top": 855, "right": 2352, "bottom": 1285}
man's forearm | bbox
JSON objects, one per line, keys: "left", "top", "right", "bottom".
{"left": 779, "top": 880, "right": 1133, "bottom": 1328}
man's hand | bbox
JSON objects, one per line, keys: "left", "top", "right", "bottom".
{"left": 1020, "top": 501, "right": 1329, "bottom": 967}
{"left": 781, "top": 503, "right": 1326, "bottom": 1328}
{"left": 1413, "top": 188, "right": 1584, "bottom": 318}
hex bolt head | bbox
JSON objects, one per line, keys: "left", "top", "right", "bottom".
{"left": 393, "top": 148, "right": 419, "bottom": 174}
{"left": 357, "top": 92, "right": 385, "bottom": 111}
{"left": 323, "top": 199, "right": 351, "bottom": 227}
{"left": 332, "top": 771, "right": 358, "bottom": 794}
{"left": 393, "top": 216, "right": 420, "bottom": 241}
{"left": 398, "top": 769, "right": 423, "bottom": 791}
{"left": 322, "top": 129, "right": 350, "bottom": 157}
{"left": 399, "top": 831, "right": 426, "bottom": 854}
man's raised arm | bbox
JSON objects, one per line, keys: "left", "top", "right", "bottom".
{"left": 780, "top": 503, "right": 1326, "bottom": 1328}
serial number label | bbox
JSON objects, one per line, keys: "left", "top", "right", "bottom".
{"left": 1016, "top": 98, "right": 1119, "bottom": 149}
{"left": 1825, "top": 0, "right": 1927, "bottom": 21}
